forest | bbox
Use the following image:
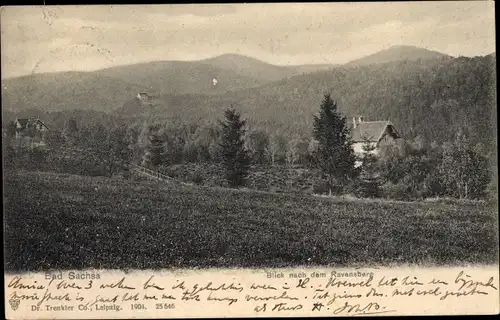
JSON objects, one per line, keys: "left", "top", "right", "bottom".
{"left": 2, "top": 54, "right": 496, "bottom": 201}
{"left": 4, "top": 93, "right": 494, "bottom": 201}
{"left": 3, "top": 54, "right": 496, "bottom": 151}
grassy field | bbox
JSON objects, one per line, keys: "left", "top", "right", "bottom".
{"left": 4, "top": 170, "right": 498, "bottom": 272}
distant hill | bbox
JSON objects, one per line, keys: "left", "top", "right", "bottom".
{"left": 116, "top": 54, "right": 496, "bottom": 149}
{"left": 96, "top": 54, "right": 336, "bottom": 93}
{"left": 2, "top": 72, "right": 148, "bottom": 112}
{"left": 289, "top": 64, "right": 337, "bottom": 74}
{"left": 345, "top": 45, "right": 451, "bottom": 67}
{"left": 2, "top": 51, "right": 495, "bottom": 150}
{"left": 200, "top": 53, "right": 335, "bottom": 82}
{"left": 2, "top": 54, "right": 336, "bottom": 114}
{"left": 94, "top": 59, "right": 266, "bottom": 95}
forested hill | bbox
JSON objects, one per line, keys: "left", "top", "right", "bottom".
{"left": 93, "top": 59, "right": 266, "bottom": 95}
{"left": 199, "top": 53, "right": 335, "bottom": 81}
{"left": 1, "top": 54, "right": 335, "bottom": 113}
{"left": 117, "top": 54, "right": 496, "bottom": 149}
{"left": 1, "top": 64, "right": 266, "bottom": 112}
{"left": 1, "top": 72, "right": 149, "bottom": 113}
{"left": 2, "top": 54, "right": 496, "bottom": 150}
{"left": 345, "top": 45, "right": 451, "bottom": 67}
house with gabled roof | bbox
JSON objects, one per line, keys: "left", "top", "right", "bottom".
{"left": 14, "top": 117, "right": 49, "bottom": 147}
{"left": 136, "top": 92, "right": 151, "bottom": 101}
{"left": 136, "top": 92, "right": 161, "bottom": 108}
{"left": 351, "top": 116, "right": 401, "bottom": 157}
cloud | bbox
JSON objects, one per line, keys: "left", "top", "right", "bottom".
{"left": 1, "top": 2, "right": 495, "bottom": 78}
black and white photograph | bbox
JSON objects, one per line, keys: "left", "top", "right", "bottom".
{"left": 2, "top": 3, "right": 498, "bottom": 314}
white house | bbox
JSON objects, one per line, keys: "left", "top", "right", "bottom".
{"left": 351, "top": 116, "right": 401, "bottom": 159}
{"left": 14, "top": 117, "right": 49, "bottom": 147}
{"left": 136, "top": 92, "right": 161, "bottom": 108}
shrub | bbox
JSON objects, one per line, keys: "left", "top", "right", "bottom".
{"left": 355, "top": 178, "right": 382, "bottom": 198}
{"left": 439, "top": 144, "right": 491, "bottom": 199}
{"left": 312, "top": 177, "right": 345, "bottom": 195}
{"left": 312, "top": 179, "right": 330, "bottom": 195}
{"left": 189, "top": 172, "right": 205, "bottom": 185}
{"left": 382, "top": 182, "right": 411, "bottom": 201}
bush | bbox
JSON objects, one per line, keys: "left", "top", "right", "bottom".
{"left": 355, "top": 178, "right": 382, "bottom": 198}
{"left": 312, "top": 179, "right": 330, "bottom": 195}
{"left": 377, "top": 137, "right": 494, "bottom": 200}
{"left": 382, "top": 183, "right": 411, "bottom": 201}
{"left": 439, "top": 145, "right": 491, "bottom": 199}
{"left": 189, "top": 172, "right": 205, "bottom": 185}
{"left": 312, "top": 177, "right": 345, "bottom": 195}
{"left": 422, "top": 174, "right": 446, "bottom": 198}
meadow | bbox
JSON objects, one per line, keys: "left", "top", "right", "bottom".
{"left": 4, "top": 170, "right": 498, "bottom": 272}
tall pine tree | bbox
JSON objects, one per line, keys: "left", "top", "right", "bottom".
{"left": 62, "top": 118, "right": 79, "bottom": 146}
{"left": 355, "top": 138, "right": 382, "bottom": 198}
{"left": 312, "top": 94, "right": 357, "bottom": 192}
{"left": 219, "top": 108, "right": 251, "bottom": 187}
{"left": 143, "top": 131, "right": 165, "bottom": 169}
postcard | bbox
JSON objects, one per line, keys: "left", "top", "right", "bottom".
{"left": 2, "top": 2, "right": 498, "bottom": 319}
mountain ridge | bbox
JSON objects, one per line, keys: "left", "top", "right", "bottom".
{"left": 345, "top": 45, "right": 452, "bottom": 67}
{"left": 1, "top": 45, "right": 454, "bottom": 84}
{"left": 2, "top": 45, "right": 479, "bottom": 83}
{"left": 111, "top": 54, "right": 495, "bottom": 149}
{"left": 2, "top": 46, "right": 491, "bottom": 116}
{"left": 2, "top": 49, "right": 495, "bottom": 150}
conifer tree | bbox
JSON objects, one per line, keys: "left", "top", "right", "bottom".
{"left": 219, "top": 108, "right": 251, "bottom": 187}
{"left": 62, "top": 118, "right": 79, "bottom": 146}
{"left": 312, "top": 94, "right": 357, "bottom": 192}
{"left": 356, "top": 138, "right": 382, "bottom": 198}
{"left": 143, "top": 131, "right": 165, "bottom": 170}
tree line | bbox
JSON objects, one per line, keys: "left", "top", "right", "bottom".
{"left": 212, "top": 94, "right": 493, "bottom": 200}
{"left": 3, "top": 55, "right": 495, "bottom": 158}
{"left": 3, "top": 93, "right": 493, "bottom": 200}
{"left": 110, "top": 55, "right": 496, "bottom": 153}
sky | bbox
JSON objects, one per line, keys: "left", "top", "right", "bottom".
{"left": 1, "top": 2, "right": 496, "bottom": 78}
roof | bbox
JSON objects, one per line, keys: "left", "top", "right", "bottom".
{"left": 351, "top": 120, "right": 400, "bottom": 142}
{"left": 15, "top": 117, "right": 49, "bottom": 130}
{"left": 137, "top": 92, "right": 160, "bottom": 100}
{"left": 16, "top": 118, "right": 30, "bottom": 127}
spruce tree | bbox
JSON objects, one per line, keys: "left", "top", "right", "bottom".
{"left": 219, "top": 108, "right": 251, "bottom": 187}
{"left": 312, "top": 94, "right": 357, "bottom": 192}
{"left": 143, "top": 132, "right": 165, "bottom": 170}
{"left": 356, "top": 139, "right": 382, "bottom": 198}
{"left": 62, "top": 118, "right": 79, "bottom": 146}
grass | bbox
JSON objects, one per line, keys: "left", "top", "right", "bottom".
{"left": 4, "top": 170, "right": 499, "bottom": 272}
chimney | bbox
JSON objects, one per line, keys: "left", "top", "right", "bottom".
{"left": 353, "top": 117, "right": 357, "bottom": 128}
